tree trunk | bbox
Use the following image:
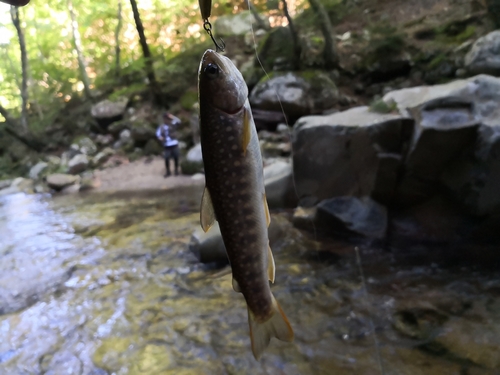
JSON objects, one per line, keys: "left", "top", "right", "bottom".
{"left": 281, "top": 0, "right": 301, "bottom": 69}
{"left": 307, "top": 0, "right": 339, "bottom": 69}
{"left": 67, "top": 0, "right": 92, "bottom": 100}
{"left": 10, "top": 6, "right": 29, "bottom": 132}
{"left": 115, "top": 0, "right": 123, "bottom": 78}
{"left": 129, "top": 0, "right": 163, "bottom": 106}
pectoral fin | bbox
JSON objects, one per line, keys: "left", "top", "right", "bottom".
{"left": 242, "top": 106, "right": 252, "bottom": 156}
{"left": 200, "top": 186, "right": 216, "bottom": 232}
{"left": 263, "top": 193, "right": 271, "bottom": 227}
{"left": 232, "top": 278, "right": 241, "bottom": 292}
{"left": 267, "top": 243, "right": 275, "bottom": 283}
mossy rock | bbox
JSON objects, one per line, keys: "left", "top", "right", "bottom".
{"left": 369, "top": 99, "right": 397, "bottom": 114}
{"left": 108, "top": 120, "right": 130, "bottom": 137}
{"left": 157, "top": 43, "right": 208, "bottom": 102}
{"left": 257, "top": 27, "right": 296, "bottom": 73}
{"left": 180, "top": 159, "right": 204, "bottom": 175}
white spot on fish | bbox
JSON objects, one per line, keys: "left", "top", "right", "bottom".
{"left": 217, "top": 140, "right": 221, "bottom": 144}
{"left": 232, "top": 145, "right": 237, "bottom": 150}
{"left": 228, "top": 136, "right": 234, "bottom": 141}
{"left": 234, "top": 161, "right": 240, "bottom": 166}
{"left": 226, "top": 126, "right": 232, "bottom": 132}
{"left": 223, "top": 168, "right": 228, "bottom": 172}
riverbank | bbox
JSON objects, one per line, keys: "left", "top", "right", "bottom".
{"left": 91, "top": 156, "right": 204, "bottom": 192}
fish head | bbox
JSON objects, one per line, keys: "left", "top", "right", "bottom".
{"left": 199, "top": 49, "right": 248, "bottom": 114}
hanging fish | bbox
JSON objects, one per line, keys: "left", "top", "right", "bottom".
{"left": 198, "top": 49, "right": 294, "bottom": 359}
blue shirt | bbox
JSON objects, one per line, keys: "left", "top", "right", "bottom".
{"left": 156, "top": 116, "right": 180, "bottom": 147}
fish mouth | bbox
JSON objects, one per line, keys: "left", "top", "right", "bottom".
{"left": 202, "top": 49, "right": 231, "bottom": 76}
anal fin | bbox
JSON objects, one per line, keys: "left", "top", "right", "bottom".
{"left": 200, "top": 186, "right": 216, "bottom": 232}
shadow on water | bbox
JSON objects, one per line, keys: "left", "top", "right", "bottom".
{"left": 0, "top": 187, "right": 499, "bottom": 374}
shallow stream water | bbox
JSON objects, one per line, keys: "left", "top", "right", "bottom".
{"left": 0, "top": 188, "right": 499, "bottom": 374}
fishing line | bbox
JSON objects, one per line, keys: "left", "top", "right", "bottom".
{"left": 242, "top": 5, "right": 385, "bottom": 374}
{"left": 244, "top": 0, "right": 320, "bottom": 244}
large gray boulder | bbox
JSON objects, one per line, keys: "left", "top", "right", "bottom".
{"left": 214, "top": 11, "right": 268, "bottom": 37}
{"left": 130, "top": 123, "right": 156, "bottom": 142}
{"left": 395, "top": 97, "right": 480, "bottom": 206}
{"left": 250, "top": 71, "right": 339, "bottom": 122}
{"left": 90, "top": 98, "right": 128, "bottom": 127}
{"left": 189, "top": 223, "right": 228, "bottom": 264}
{"left": 29, "top": 162, "right": 48, "bottom": 180}
{"left": 292, "top": 106, "right": 413, "bottom": 205}
{"left": 384, "top": 75, "right": 500, "bottom": 214}
{"left": 464, "top": 30, "right": 500, "bottom": 76}
{"left": 263, "top": 160, "right": 296, "bottom": 208}
{"left": 46, "top": 174, "right": 79, "bottom": 191}
{"left": 315, "top": 196, "right": 388, "bottom": 239}
{"left": 181, "top": 143, "right": 204, "bottom": 175}
{"left": 67, "top": 154, "right": 89, "bottom": 175}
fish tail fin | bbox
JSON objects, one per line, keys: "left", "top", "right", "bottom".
{"left": 248, "top": 294, "right": 294, "bottom": 360}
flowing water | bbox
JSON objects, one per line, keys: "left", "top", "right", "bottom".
{"left": 0, "top": 188, "right": 499, "bottom": 375}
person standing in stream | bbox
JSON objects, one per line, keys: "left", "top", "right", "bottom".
{"left": 156, "top": 112, "right": 181, "bottom": 177}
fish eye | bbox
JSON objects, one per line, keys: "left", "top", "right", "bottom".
{"left": 205, "top": 63, "right": 219, "bottom": 78}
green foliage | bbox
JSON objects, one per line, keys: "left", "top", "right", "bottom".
{"left": 427, "top": 53, "right": 446, "bottom": 70}
{"left": 295, "top": 0, "right": 348, "bottom": 28}
{"left": 369, "top": 99, "right": 397, "bottom": 114}
{"left": 109, "top": 83, "right": 149, "bottom": 102}
{"left": 179, "top": 90, "right": 198, "bottom": 111}
{"left": 367, "top": 23, "right": 406, "bottom": 61}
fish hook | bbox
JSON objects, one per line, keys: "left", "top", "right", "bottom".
{"left": 203, "top": 20, "right": 225, "bottom": 53}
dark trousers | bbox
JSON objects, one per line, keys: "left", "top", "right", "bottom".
{"left": 164, "top": 145, "right": 179, "bottom": 175}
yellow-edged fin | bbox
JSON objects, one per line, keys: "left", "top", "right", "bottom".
{"left": 200, "top": 186, "right": 216, "bottom": 232}
{"left": 267, "top": 242, "right": 275, "bottom": 283}
{"left": 232, "top": 278, "right": 241, "bottom": 293}
{"left": 248, "top": 294, "right": 294, "bottom": 360}
{"left": 263, "top": 193, "right": 271, "bottom": 227}
{"left": 242, "top": 106, "right": 252, "bottom": 156}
